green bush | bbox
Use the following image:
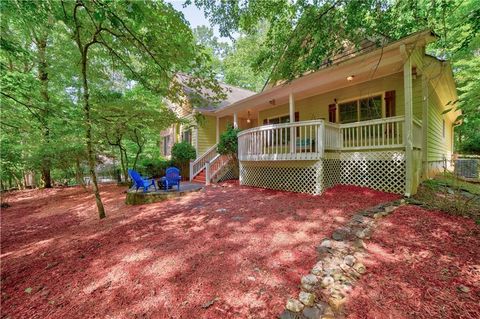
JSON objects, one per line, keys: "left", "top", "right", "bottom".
{"left": 137, "top": 158, "right": 172, "bottom": 178}
{"left": 171, "top": 142, "right": 196, "bottom": 163}
{"left": 218, "top": 124, "right": 240, "bottom": 157}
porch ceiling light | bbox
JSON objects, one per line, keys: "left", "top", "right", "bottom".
{"left": 247, "top": 111, "right": 251, "bottom": 123}
{"left": 347, "top": 75, "right": 354, "bottom": 82}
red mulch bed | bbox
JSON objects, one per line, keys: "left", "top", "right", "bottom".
{"left": 346, "top": 205, "right": 480, "bottom": 319}
{"left": 1, "top": 182, "right": 398, "bottom": 319}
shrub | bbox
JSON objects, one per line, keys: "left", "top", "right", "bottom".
{"left": 137, "top": 158, "right": 172, "bottom": 178}
{"left": 171, "top": 142, "right": 196, "bottom": 163}
{"left": 218, "top": 124, "right": 240, "bottom": 158}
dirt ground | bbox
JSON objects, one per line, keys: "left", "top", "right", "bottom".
{"left": 1, "top": 182, "right": 398, "bottom": 319}
{"left": 346, "top": 205, "right": 480, "bottom": 319}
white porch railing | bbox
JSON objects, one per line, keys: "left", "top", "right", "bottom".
{"left": 340, "top": 115, "right": 405, "bottom": 150}
{"left": 205, "top": 154, "right": 231, "bottom": 185}
{"left": 237, "top": 116, "right": 408, "bottom": 161}
{"left": 189, "top": 143, "right": 218, "bottom": 180}
{"left": 238, "top": 120, "right": 326, "bottom": 161}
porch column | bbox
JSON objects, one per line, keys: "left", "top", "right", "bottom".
{"left": 289, "top": 92, "right": 295, "bottom": 153}
{"left": 233, "top": 113, "right": 238, "bottom": 129}
{"left": 216, "top": 116, "right": 220, "bottom": 143}
{"left": 421, "top": 76, "right": 429, "bottom": 179}
{"left": 402, "top": 45, "right": 414, "bottom": 197}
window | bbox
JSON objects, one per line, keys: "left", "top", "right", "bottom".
{"left": 360, "top": 96, "right": 382, "bottom": 121}
{"left": 328, "top": 104, "right": 336, "bottom": 123}
{"left": 182, "top": 129, "right": 192, "bottom": 144}
{"left": 339, "top": 95, "right": 383, "bottom": 123}
{"left": 163, "top": 135, "right": 171, "bottom": 156}
{"left": 339, "top": 101, "right": 358, "bottom": 123}
{"left": 267, "top": 115, "right": 290, "bottom": 124}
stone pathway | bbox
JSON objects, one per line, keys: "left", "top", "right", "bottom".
{"left": 279, "top": 199, "right": 406, "bottom": 319}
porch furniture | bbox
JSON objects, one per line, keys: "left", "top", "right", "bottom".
{"left": 128, "top": 169, "right": 157, "bottom": 193}
{"left": 160, "top": 167, "right": 181, "bottom": 191}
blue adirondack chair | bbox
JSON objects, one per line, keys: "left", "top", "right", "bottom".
{"left": 161, "top": 167, "right": 181, "bottom": 191}
{"left": 128, "top": 169, "right": 157, "bottom": 193}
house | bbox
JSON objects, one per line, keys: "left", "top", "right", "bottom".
{"left": 163, "top": 30, "right": 459, "bottom": 196}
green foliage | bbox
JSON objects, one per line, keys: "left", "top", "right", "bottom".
{"left": 136, "top": 158, "right": 173, "bottom": 178}
{"left": 217, "top": 124, "right": 240, "bottom": 156}
{"left": 0, "top": 0, "right": 224, "bottom": 194}
{"left": 171, "top": 142, "right": 196, "bottom": 163}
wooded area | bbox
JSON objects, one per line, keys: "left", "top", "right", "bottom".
{"left": 1, "top": 0, "right": 478, "bottom": 219}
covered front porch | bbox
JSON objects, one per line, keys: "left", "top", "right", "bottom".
{"left": 196, "top": 33, "right": 441, "bottom": 196}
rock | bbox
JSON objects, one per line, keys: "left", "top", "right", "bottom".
{"left": 201, "top": 297, "right": 219, "bottom": 308}
{"left": 311, "top": 262, "right": 323, "bottom": 276}
{"left": 247, "top": 276, "right": 256, "bottom": 281}
{"left": 321, "top": 276, "right": 334, "bottom": 288}
{"left": 301, "top": 274, "right": 319, "bottom": 286}
{"left": 215, "top": 208, "right": 227, "bottom": 213}
{"left": 320, "top": 240, "right": 332, "bottom": 248}
{"left": 406, "top": 198, "right": 423, "bottom": 205}
{"left": 286, "top": 298, "right": 304, "bottom": 313}
{"left": 316, "top": 246, "right": 330, "bottom": 256}
{"left": 323, "top": 305, "right": 335, "bottom": 317}
{"left": 370, "top": 206, "right": 385, "bottom": 213}
{"left": 279, "top": 309, "right": 302, "bottom": 319}
{"left": 303, "top": 306, "right": 322, "bottom": 319}
{"left": 353, "top": 239, "right": 367, "bottom": 250}
{"left": 355, "top": 229, "right": 366, "bottom": 239}
{"left": 328, "top": 294, "right": 346, "bottom": 312}
{"left": 332, "top": 228, "right": 349, "bottom": 241}
{"left": 457, "top": 285, "right": 470, "bottom": 293}
{"left": 299, "top": 291, "right": 315, "bottom": 306}
{"left": 373, "top": 213, "right": 382, "bottom": 219}
{"left": 231, "top": 216, "right": 243, "bottom": 221}
{"left": 344, "top": 255, "right": 356, "bottom": 267}
{"left": 384, "top": 206, "right": 395, "bottom": 213}
{"left": 301, "top": 282, "right": 314, "bottom": 292}
{"left": 353, "top": 263, "right": 366, "bottom": 274}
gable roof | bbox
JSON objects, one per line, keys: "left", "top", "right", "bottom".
{"left": 172, "top": 73, "right": 256, "bottom": 115}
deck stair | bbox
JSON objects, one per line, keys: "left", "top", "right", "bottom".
{"left": 190, "top": 145, "right": 235, "bottom": 185}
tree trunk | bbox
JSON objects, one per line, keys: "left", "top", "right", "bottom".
{"left": 75, "top": 157, "right": 86, "bottom": 189}
{"left": 119, "top": 146, "right": 128, "bottom": 182}
{"left": 122, "top": 148, "right": 129, "bottom": 180}
{"left": 37, "top": 36, "right": 52, "bottom": 188}
{"left": 80, "top": 51, "right": 106, "bottom": 219}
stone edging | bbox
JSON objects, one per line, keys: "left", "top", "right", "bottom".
{"left": 279, "top": 199, "right": 406, "bottom": 319}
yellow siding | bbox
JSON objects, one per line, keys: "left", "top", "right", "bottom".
{"left": 219, "top": 116, "right": 233, "bottom": 133}
{"left": 196, "top": 115, "right": 217, "bottom": 156}
{"left": 427, "top": 84, "right": 453, "bottom": 162}
{"left": 412, "top": 76, "right": 423, "bottom": 120}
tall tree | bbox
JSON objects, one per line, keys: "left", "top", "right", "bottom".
{"left": 56, "top": 0, "right": 222, "bottom": 218}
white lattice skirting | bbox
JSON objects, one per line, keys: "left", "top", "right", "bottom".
{"left": 240, "top": 151, "right": 406, "bottom": 195}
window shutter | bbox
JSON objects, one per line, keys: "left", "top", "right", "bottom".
{"left": 385, "top": 90, "right": 395, "bottom": 117}
{"left": 295, "top": 112, "right": 299, "bottom": 122}
{"left": 328, "top": 104, "right": 336, "bottom": 123}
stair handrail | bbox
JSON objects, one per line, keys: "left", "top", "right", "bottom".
{"left": 204, "top": 154, "right": 221, "bottom": 185}
{"left": 207, "top": 154, "right": 232, "bottom": 184}
{"left": 190, "top": 144, "right": 218, "bottom": 181}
